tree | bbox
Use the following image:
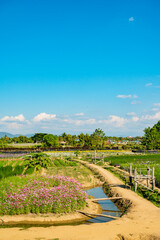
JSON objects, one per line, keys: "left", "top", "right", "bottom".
{"left": 31, "top": 133, "right": 47, "bottom": 143}
{"left": 91, "top": 129, "right": 105, "bottom": 148}
{"left": 16, "top": 135, "right": 31, "bottom": 143}
{"left": 142, "top": 121, "right": 160, "bottom": 149}
{"left": 0, "top": 139, "right": 8, "bottom": 148}
{"left": 78, "top": 133, "right": 85, "bottom": 147}
{"left": 61, "top": 132, "right": 67, "bottom": 141}
{"left": 43, "top": 134, "right": 59, "bottom": 147}
{"left": 66, "top": 134, "right": 73, "bottom": 145}
{"left": 72, "top": 135, "right": 78, "bottom": 146}
{"left": 84, "top": 134, "right": 92, "bottom": 147}
{"left": 92, "top": 128, "right": 105, "bottom": 138}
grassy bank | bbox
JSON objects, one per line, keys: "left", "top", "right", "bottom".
{"left": 103, "top": 154, "right": 160, "bottom": 187}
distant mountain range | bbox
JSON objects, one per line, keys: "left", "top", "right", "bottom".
{"left": 0, "top": 132, "right": 34, "bottom": 138}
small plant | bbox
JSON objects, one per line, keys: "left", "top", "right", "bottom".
{"left": 24, "top": 153, "right": 52, "bottom": 171}
{"left": 74, "top": 150, "right": 81, "bottom": 157}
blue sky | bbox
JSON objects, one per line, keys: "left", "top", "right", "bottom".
{"left": 0, "top": 0, "right": 160, "bottom": 136}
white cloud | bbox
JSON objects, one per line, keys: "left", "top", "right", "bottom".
{"left": 145, "top": 83, "right": 160, "bottom": 88}
{"left": 153, "top": 103, "right": 160, "bottom": 107}
{"left": 152, "top": 108, "right": 159, "bottom": 112}
{"left": 129, "top": 17, "right": 134, "bottom": 22}
{"left": 117, "top": 94, "right": 138, "bottom": 99}
{"left": 85, "top": 118, "right": 96, "bottom": 124}
{"left": 117, "top": 95, "right": 132, "bottom": 99}
{"left": 1, "top": 109, "right": 160, "bottom": 136}
{"left": 33, "top": 113, "right": 56, "bottom": 122}
{"left": 75, "top": 113, "right": 84, "bottom": 116}
{"left": 1, "top": 114, "right": 25, "bottom": 122}
{"left": 102, "top": 115, "right": 128, "bottom": 127}
{"left": 132, "top": 116, "right": 139, "bottom": 122}
{"left": 4, "top": 122, "right": 23, "bottom": 129}
{"left": 62, "top": 118, "right": 96, "bottom": 126}
{"left": 127, "top": 112, "right": 136, "bottom": 116}
{"left": 145, "top": 83, "right": 152, "bottom": 87}
{"left": 74, "top": 120, "right": 83, "bottom": 126}
{"left": 131, "top": 100, "right": 141, "bottom": 105}
{"left": 141, "top": 112, "right": 160, "bottom": 121}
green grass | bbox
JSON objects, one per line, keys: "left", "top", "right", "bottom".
{"left": 103, "top": 154, "right": 160, "bottom": 188}
{"left": 52, "top": 158, "right": 77, "bottom": 167}
{"left": 0, "top": 159, "right": 34, "bottom": 179}
{"left": 104, "top": 165, "right": 160, "bottom": 207}
{"left": 83, "top": 153, "right": 160, "bottom": 206}
{"left": 0, "top": 161, "right": 6, "bottom": 167}
{"left": 46, "top": 158, "right": 96, "bottom": 185}
{"left": 0, "top": 157, "right": 98, "bottom": 187}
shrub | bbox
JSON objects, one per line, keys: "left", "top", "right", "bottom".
{"left": 13, "top": 165, "right": 25, "bottom": 175}
{"left": 24, "top": 153, "right": 52, "bottom": 171}
{"left": 24, "top": 167, "right": 35, "bottom": 175}
{"left": 0, "top": 166, "right": 13, "bottom": 179}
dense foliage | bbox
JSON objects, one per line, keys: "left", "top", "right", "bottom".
{"left": 31, "top": 133, "right": 47, "bottom": 143}
{"left": 43, "top": 134, "right": 59, "bottom": 147}
{"left": 24, "top": 153, "right": 53, "bottom": 171}
{"left": 142, "top": 120, "right": 160, "bottom": 150}
{"left": 0, "top": 175, "right": 87, "bottom": 215}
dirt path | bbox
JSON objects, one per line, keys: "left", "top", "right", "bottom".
{"left": 0, "top": 162, "right": 160, "bottom": 240}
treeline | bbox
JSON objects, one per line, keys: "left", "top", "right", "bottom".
{"left": 0, "top": 128, "right": 142, "bottom": 150}
{"left": 1, "top": 120, "right": 160, "bottom": 150}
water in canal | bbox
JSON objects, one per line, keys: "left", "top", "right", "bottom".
{"left": 86, "top": 187, "right": 121, "bottom": 223}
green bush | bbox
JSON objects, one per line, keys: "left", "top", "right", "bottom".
{"left": 58, "top": 159, "right": 66, "bottom": 166}
{"left": 53, "top": 159, "right": 61, "bottom": 167}
{"left": 13, "top": 165, "right": 25, "bottom": 175}
{"left": 0, "top": 166, "right": 13, "bottom": 179}
{"left": 24, "top": 153, "right": 52, "bottom": 171}
{"left": 24, "top": 167, "right": 35, "bottom": 175}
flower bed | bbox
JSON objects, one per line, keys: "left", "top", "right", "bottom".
{"left": 0, "top": 175, "right": 87, "bottom": 215}
{"left": 0, "top": 153, "right": 26, "bottom": 158}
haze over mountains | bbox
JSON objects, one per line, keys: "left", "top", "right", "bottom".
{"left": 0, "top": 132, "right": 33, "bottom": 138}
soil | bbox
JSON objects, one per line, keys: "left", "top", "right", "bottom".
{"left": 0, "top": 162, "right": 160, "bottom": 240}
{"left": 1, "top": 199, "right": 101, "bottom": 226}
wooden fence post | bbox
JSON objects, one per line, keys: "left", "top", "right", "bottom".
{"left": 134, "top": 167, "right": 137, "bottom": 191}
{"left": 129, "top": 164, "right": 133, "bottom": 186}
{"left": 152, "top": 167, "right": 155, "bottom": 190}
{"left": 147, "top": 167, "right": 150, "bottom": 187}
